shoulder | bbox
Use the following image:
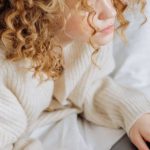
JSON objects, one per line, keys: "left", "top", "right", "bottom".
{"left": 0, "top": 47, "right": 54, "bottom": 87}
{"left": 0, "top": 47, "right": 21, "bottom": 81}
{"left": 0, "top": 47, "right": 10, "bottom": 80}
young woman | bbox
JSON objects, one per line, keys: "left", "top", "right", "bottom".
{"left": 0, "top": 0, "right": 150, "bottom": 150}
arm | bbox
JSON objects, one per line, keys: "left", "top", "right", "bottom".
{"left": 82, "top": 76, "right": 150, "bottom": 135}
{"left": 0, "top": 60, "right": 27, "bottom": 149}
{"left": 0, "top": 84, "right": 27, "bottom": 148}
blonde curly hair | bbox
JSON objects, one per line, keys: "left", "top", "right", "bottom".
{"left": 0, "top": 0, "right": 147, "bottom": 80}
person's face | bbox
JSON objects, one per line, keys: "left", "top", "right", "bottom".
{"left": 59, "top": 0, "right": 117, "bottom": 47}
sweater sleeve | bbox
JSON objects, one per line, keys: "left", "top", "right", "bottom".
{"left": 82, "top": 76, "right": 150, "bottom": 136}
{"left": 0, "top": 59, "right": 27, "bottom": 148}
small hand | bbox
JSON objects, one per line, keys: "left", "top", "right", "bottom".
{"left": 129, "top": 113, "right": 150, "bottom": 150}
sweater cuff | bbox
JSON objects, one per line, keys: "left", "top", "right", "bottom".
{"left": 102, "top": 82, "right": 150, "bottom": 136}
{"left": 94, "top": 78, "right": 150, "bottom": 136}
{"left": 120, "top": 93, "right": 150, "bottom": 136}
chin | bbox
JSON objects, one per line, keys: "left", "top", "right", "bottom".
{"left": 99, "top": 33, "right": 114, "bottom": 46}
{"left": 89, "top": 32, "right": 114, "bottom": 48}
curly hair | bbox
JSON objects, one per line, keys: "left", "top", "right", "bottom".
{"left": 0, "top": 0, "right": 147, "bottom": 81}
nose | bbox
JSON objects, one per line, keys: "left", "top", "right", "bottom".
{"left": 97, "top": 0, "right": 117, "bottom": 20}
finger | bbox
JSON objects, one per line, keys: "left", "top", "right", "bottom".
{"left": 140, "top": 130, "right": 150, "bottom": 143}
{"left": 132, "top": 132, "right": 149, "bottom": 150}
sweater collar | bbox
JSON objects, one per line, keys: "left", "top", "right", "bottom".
{"left": 53, "top": 41, "right": 93, "bottom": 105}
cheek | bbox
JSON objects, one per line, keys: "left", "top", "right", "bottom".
{"left": 64, "top": 14, "right": 83, "bottom": 39}
{"left": 64, "top": 12, "right": 94, "bottom": 42}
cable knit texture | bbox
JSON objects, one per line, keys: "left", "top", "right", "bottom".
{"left": 0, "top": 41, "right": 150, "bottom": 150}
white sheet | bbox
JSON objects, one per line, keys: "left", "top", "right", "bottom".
{"left": 26, "top": 2, "right": 150, "bottom": 150}
{"left": 112, "top": 0, "right": 150, "bottom": 98}
{"left": 30, "top": 114, "right": 125, "bottom": 150}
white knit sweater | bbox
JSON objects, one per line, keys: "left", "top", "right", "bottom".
{"left": 0, "top": 41, "right": 150, "bottom": 150}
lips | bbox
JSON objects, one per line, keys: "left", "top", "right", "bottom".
{"left": 100, "top": 25, "right": 115, "bottom": 34}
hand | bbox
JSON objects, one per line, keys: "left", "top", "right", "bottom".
{"left": 129, "top": 113, "right": 150, "bottom": 150}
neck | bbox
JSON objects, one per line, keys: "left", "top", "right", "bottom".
{"left": 56, "top": 30, "right": 73, "bottom": 48}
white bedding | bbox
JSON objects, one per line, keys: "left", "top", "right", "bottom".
{"left": 27, "top": 2, "right": 150, "bottom": 150}
{"left": 29, "top": 114, "right": 125, "bottom": 150}
{"left": 112, "top": 1, "right": 150, "bottom": 98}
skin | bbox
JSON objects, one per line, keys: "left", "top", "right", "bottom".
{"left": 57, "top": 0, "right": 150, "bottom": 150}
{"left": 58, "top": 0, "right": 116, "bottom": 47}
{"left": 129, "top": 114, "right": 150, "bottom": 150}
